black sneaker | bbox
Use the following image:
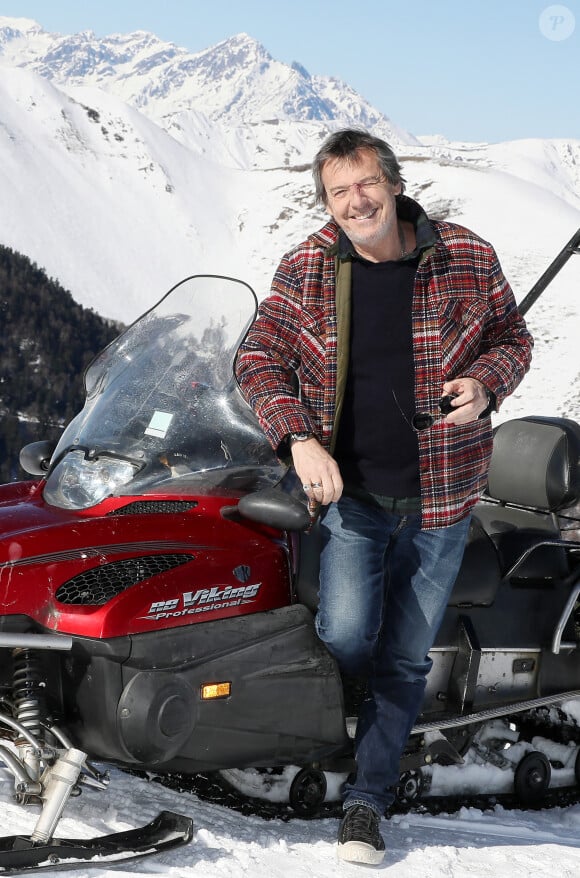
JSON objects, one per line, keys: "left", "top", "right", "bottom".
{"left": 337, "top": 804, "right": 385, "bottom": 865}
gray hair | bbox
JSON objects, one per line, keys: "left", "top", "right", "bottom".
{"left": 312, "top": 128, "right": 406, "bottom": 204}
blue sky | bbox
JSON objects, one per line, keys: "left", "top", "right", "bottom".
{"left": 1, "top": 0, "right": 579, "bottom": 143}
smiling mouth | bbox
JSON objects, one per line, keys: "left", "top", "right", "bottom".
{"left": 352, "top": 208, "right": 377, "bottom": 221}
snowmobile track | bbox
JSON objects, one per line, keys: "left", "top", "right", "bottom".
{"left": 143, "top": 769, "right": 580, "bottom": 823}
{"left": 139, "top": 705, "right": 580, "bottom": 822}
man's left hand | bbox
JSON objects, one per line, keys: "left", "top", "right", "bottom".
{"left": 441, "top": 378, "right": 491, "bottom": 424}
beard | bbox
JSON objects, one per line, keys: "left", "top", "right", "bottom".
{"left": 343, "top": 210, "right": 397, "bottom": 252}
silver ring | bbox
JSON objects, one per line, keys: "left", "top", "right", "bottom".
{"left": 311, "top": 482, "right": 322, "bottom": 488}
{"left": 302, "top": 484, "right": 311, "bottom": 491}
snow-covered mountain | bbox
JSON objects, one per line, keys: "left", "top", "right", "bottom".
{"left": 0, "top": 16, "right": 579, "bottom": 421}
{"left": 0, "top": 17, "right": 417, "bottom": 159}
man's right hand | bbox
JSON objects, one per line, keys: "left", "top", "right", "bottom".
{"left": 290, "top": 437, "right": 343, "bottom": 506}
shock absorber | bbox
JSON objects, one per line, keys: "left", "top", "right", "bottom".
{"left": 12, "top": 647, "right": 48, "bottom": 785}
{"left": 12, "top": 647, "right": 46, "bottom": 741}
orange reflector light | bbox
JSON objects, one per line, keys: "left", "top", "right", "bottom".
{"left": 201, "top": 682, "right": 231, "bottom": 700}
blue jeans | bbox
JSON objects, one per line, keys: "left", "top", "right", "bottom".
{"left": 316, "top": 495, "right": 470, "bottom": 815}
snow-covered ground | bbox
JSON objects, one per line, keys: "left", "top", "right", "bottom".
{"left": 4, "top": 755, "right": 580, "bottom": 877}
{"left": 5, "top": 704, "right": 580, "bottom": 877}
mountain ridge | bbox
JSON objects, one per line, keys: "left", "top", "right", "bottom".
{"left": 0, "top": 16, "right": 578, "bottom": 425}
{"left": 0, "top": 19, "right": 417, "bottom": 146}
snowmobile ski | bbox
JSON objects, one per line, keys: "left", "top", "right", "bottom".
{"left": 0, "top": 810, "right": 194, "bottom": 874}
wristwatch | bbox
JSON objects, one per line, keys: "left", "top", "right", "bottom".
{"left": 289, "top": 432, "right": 313, "bottom": 442}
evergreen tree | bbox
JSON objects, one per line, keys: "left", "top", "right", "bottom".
{"left": 0, "top": 246, "right": 122, "bottom": 482}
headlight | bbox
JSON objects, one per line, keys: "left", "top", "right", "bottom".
{"left": 43, "top": 450, "right": 140, "bottom": 510}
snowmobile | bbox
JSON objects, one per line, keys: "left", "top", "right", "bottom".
{"left": 0, "top": 229, "right": 578, "bottom": 871}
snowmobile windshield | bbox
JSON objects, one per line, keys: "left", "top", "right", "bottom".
{"left": 43, "top": 276, "right": 285, "bottom": 510}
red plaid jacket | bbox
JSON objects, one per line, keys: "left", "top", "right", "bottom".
{"left": 236, "top": 205, "right": 533, "bottom": 528}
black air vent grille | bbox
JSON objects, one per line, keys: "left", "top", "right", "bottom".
{"left": 55, "top": 554, "right": 194, "bottom": 605}
{"left": 108, "top": 501, "right": 198, "bottom": 516}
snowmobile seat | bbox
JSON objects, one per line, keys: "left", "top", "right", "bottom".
{"left": 296, "top": 521, "right": 323, "bottom": 612}
{"left": 295, "top": 417, "right": 580, "bottom": 612}
{"left": 469, "top": 416, "right": 580, "bottom": 585}
{"left": 445, "top": 516, "right": 501, "bottom": 607}
{"left": 296, "top": 513, "right": 502, "bottom": 612}
{"left": 439, "top": 416, "right": 579, "bottom": 603}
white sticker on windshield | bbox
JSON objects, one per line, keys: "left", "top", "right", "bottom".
{"left": 145, "top": 410, "right": 174, "bottom": 438}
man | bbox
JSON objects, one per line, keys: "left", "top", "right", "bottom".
{"left": 235, "top": 128, "right": 533, "bottom": 865}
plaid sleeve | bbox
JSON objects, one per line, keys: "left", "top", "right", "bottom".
{"left": 460, "top": 244, "right": 534, "bottom": 404}
{"left": 235, "top": 255, "right": 316, "bottom": 451}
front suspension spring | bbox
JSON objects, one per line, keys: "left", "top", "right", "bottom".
{"left": 12, "top": 648, "right": 46, "bottom": 741}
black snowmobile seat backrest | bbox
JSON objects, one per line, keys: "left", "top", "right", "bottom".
{"left": 486, "top": 416, "right": 580, "bottom": 511}
{"left": 475, "top": 416, "right": 580, "bottom": 583}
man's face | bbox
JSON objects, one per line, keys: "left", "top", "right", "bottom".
{"left": 321, "top": 148, "right": 401, "bottom": 259}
